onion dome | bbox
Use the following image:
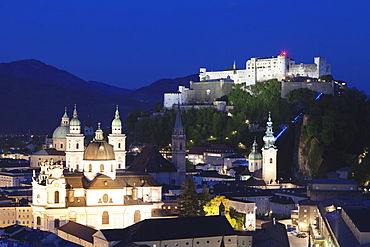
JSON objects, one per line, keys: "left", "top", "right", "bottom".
{"left": 83, "top": 123, "right": 115, "bottom": 160}
{"left": 111, "top": 105, "right": 122, "bottom": 127}
{"left": 52, "top": 108, "right": 70, "bottom": 139}
{"left": 263, "top": 112, "right": 276, "bottom": 148}
{"left": 70, "top": 104, "right": 81, "bottom": 126}
{"left": 248, "top": 138, "right": 262, "bottom": 160}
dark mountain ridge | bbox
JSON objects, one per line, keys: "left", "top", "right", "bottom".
{"left": 0, "top": 59, "right": 196, "bottom": 134}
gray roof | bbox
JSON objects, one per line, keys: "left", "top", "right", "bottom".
{"left": 98, "top": 216, "right": 235, "bottom": 243}
{"left": 57, "top": 221, "right": 97, "bottom": 243}
{"left": 127, "top": 146, "right": 177, "bottom": 173}
{"left": 31, "top": 148, "right": 65, "bottom": 156}
{"left": 343, "top": 207, "right": 370, "bottom": 232}
{"left": 309, "top": 177, "right": 357, "bottom": 185}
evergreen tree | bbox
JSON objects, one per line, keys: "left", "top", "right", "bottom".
{"left": 178, "top": 176, "right": 202, "bottom": 217}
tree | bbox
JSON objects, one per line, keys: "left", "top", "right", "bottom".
{"left": 203, "top": 196, "right": 245, "bottom": 230}
{"left": 198, "top": 185, "right": 213, "bottom": 216}
{"left": 178, "top": 176, "right": 203, "bottom": 217}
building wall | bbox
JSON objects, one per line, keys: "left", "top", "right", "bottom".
{"left": 200, "top": 55, "right": 330, "bottom": 86}
{"left": 185, "top": 80, "right": 233, "bottom": 104}
{"left": 281, "top": 80, "right": 337, "bottom": 98}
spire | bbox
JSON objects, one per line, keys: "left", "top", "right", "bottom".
{"left": 249, "top": 136, "right": 262, "bottom": 161}
{"left": 233, "top": 60, "right": 236, "bottom": 70}
{"left": 61, "top": 107, "right": 69, "bottom": 126}
{"left": 94, "top": 123, "right": 104, "bottom": 141}
{"left": 174, "top": 105, "right": 183, "bottom": 130}
{"left": 70, "top": 104, "right": 81, "bottom": 126}
{"left": 111, "top": 105, "right": 122, "bottom": 127}
{"left": 263, "top": 112, "right": 276, "bottom": 148}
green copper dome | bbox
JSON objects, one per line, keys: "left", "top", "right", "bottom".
{"left": 248, "top": 139, "right": 262, "bottom": 160}
{"left": 52, "top": 108, "right": 70, "bottom": 139}
{"left": 52, "top": 126, "right": 70, "bottom": 139}
{"left": 70, "top": 105, "right": 81, "bottom": 126}
{"left": 111, "top": 106, "right": 122, "bottom": 127}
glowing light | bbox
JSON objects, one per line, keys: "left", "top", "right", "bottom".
{"left": 281, "top": 50, "right": 287, "bottom": 56}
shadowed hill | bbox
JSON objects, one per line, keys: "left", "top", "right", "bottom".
{"left": 0, "top": 59, "right": 132, "bottom": 97}
{"left": 127, "top": 74, "right": 199, "bottom": 104}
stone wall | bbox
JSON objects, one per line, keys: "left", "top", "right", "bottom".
{"left": 281, "top": 81, "right": 338, "bottom": 98}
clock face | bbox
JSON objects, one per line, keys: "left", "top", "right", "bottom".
{"left": 54, "top": 183, "right": 59, "bottom": 188}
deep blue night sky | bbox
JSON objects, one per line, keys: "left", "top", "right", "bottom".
{"left": 1, "top": 0, "right": 369, "bottom": 93}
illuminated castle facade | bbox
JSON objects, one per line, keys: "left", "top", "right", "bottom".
{"left": 199, "top": 53, "right": 331, "bottom": 86}
{"left": 31, "top": 106, "right": 163, "bottom": 232}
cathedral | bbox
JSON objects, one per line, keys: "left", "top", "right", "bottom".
{"left": 31, "top": 106, "right": 163, "bottom": 232}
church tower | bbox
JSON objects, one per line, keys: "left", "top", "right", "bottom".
{"left": 171, "top": 107, "right": 186, "bottom": 174}
{"left": 66, "top": 105, "right": 85, "bottom": 171}
{"left": 108, "top": 106, "right": 126, "bottom": 170}
{"left": 248, "top": 138, "right": 262, "bottom": 173}
{"left": 32, "top": 159, "right": 67, "bottom": 230}
{"left": 262, "top": 112, "right": 278, "bottom": 184}
{"left": 52, "top": 108, "right": 70, "bottom": 151}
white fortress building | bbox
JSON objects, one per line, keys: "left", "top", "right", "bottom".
{"left": 199, "top": 52, "right": 331, "bottom": 86}
{"left": 164, "top": 52, "right": 331, "bottom": 109}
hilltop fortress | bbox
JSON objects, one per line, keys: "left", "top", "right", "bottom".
{"left": 164, "top": 52, "right": 336, "bottom": 109}
{"left": 199, "top": 52, "right": 331, "bottom": 86}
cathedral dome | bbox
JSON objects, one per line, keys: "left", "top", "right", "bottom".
{"left": 52, "top": 126, "right": 70, "bottom": 139}
{"left": 83, "top": 124, "right": 115, "bottom": 160}
{"left": 83, "top": 141, "right": 115, "bottom": 160}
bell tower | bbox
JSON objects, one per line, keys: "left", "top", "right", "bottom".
{"left": 262, "top": 112, "right": 278, "bottom": 184}
{"left": 66, "top": 105, "right": 85, "bottom": 171}
{"left": 108, "top": 106, "right": 126, "bottom": 170}
{"left": 172, "top": 106, "right": 186, "bottom": 174}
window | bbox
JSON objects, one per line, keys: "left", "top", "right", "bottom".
{"left": 60, "top": 143, "right": 63, "bottom": 149}
{"left": 54, "top": 191, "right": 59, "bottom": 204}
{"left": 118, "top": 143, "right": 121, "bottom": 149}
{"left": 111, "top": 164, "right": 113, "bottom": 172}
{"left": 54, "top": 219, "right": 60, "bottom": 228}
{"left": 134, "top": 210, "right": 141, "bottom": 223}
{"left": 76, "top": 143, "right": 79, "bottom": 149}
{"left": 102, "top": 211, "right": 109, "bottom": 224}
{"left": 269, "top": 158, "right": 273, "bottom": 163}
{"left": 100, "top": 164, "right": 104, "bottom": 172}
{"left": 89, "top": 164, "right": 92, "bottom": 172}
{"left": 37, "top": 216, "right": 41, "bottom": 225}
{"left": 103, "top": 194, "right": 109, "bottom": 203}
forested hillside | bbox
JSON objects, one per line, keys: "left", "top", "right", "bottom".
{"left": 125, "top": 79, "right": 370, "bottom": 183}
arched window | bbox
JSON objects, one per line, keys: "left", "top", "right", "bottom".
{"left": 76, "top": 143, "right": 79, "bottom": 149}
{"left": 88, "top": 164, "right": 92, "bottom": 172}
{"left": 100, "top": 164, "right": 104, "bottom": 172}
{"left": 60, "top": 143, "right": 63, "bottom": 149}
{"left": 134, "top": 210, "right": 141, "bottom": 223}
{"left": 37, "top": 216, "right": 41, "bottom": 225}
{"left": 54, "top": 191, "right": 59, "bottom": 204}
{"left": 118, "top": 143, "right": 121, "bottom": 149}
{"left": 54, "top": 219, "right": 60, "bottom": 228}
{"left": 180, "top": 143, "right": 183, "bottom": 150}
{"left": 111, "top": 164, "right": 113, "bottom": 172}
{"left": 269, "top": 158, "right": 273, "bottom": 163}
{"left": 118, "top": 164, "right": 121, "bottom": 169}
{"left": 102, "top": 211, "right": 109, "bottom": 224}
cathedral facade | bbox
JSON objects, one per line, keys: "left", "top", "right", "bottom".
{"left": 31, "top": 106, "right": 163, "bottom": 232}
